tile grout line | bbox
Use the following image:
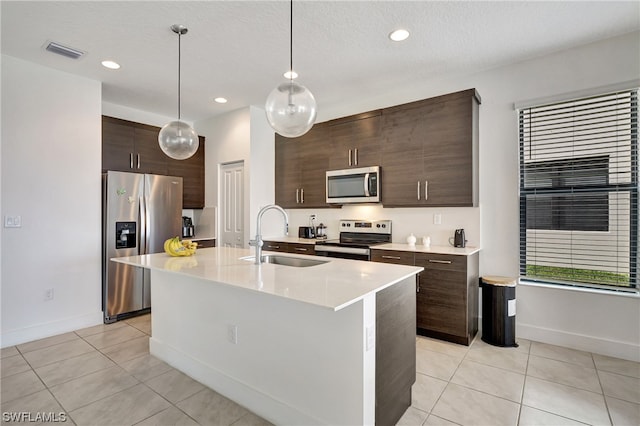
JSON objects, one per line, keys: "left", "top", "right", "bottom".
{"left": 516, "top": 340, "right": 532, "bottom": 425}
{"left": 593, "top": 352, "right": 615, "bottom": 426}
{"left": 6, "top": 346, "right": 74, "bottom": 422}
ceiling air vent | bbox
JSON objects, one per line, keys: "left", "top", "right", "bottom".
{"left": 45, "top": 41, "right": 85, "bottom": 59}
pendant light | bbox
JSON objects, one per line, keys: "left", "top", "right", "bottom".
{"left": 265, "top": 0, "right": 317, "bottom": 138}
{"left": 158, "top": 24, "right": 199, "bottom": 160}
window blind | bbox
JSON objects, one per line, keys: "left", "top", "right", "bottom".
{"left": 519, "top": 89, "right": 638, "bottom": 290}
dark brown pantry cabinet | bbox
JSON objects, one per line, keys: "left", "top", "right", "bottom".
{"left": 381, "top": 89, "right": 480, "bottom": 207}
{"left": 371, "top": 249, "right": 479, "bottom": 345}
{"left": 102, "top": 116, "right": 205, "bottom": 209}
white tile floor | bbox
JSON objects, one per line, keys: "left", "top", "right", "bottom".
{"left": 401, "top": 336, "right": 640, "bottom": 426}
{"left": 1, "top": 314, "right": 639, "bottom": 425}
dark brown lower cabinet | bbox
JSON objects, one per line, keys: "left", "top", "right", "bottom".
{"left": 261, "top": 241, "right": 315, "bottom": 255}
{"left": 415, "top": 252, "right": 479, "bottom": 345}
{"left": 194, "top": 238, "right": 216, "bottom": 248}
{"left": 371, "top": 249, "right": 479, "bottom": 346}
{"left": 375, "top": 275, "right": 416, "bottom": 426}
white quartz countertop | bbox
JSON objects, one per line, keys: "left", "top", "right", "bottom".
{"left": 373, "top": 243, "right": 481, "bottom": 256}
{"left": 112, "top": 247, "right": 422, "bottom": 311}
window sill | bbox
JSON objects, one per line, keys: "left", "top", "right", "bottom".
{"left": 518, "top": 279, "right": 640, "bottom": 299}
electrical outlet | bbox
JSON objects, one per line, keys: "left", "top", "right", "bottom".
{"left": 227, "top": 324, "right": 238, "bottom": 344}
{"left": 4, "top": 215, "right": 22, "bottom": 228}
{"left": 433, "top": 214, "right": 442, "bottom": 225}
{"left": 44, "top": 288, "right": 54, "bottom": 301}
{"left": 365, "top": 324, "right": 375, "bottom": 351}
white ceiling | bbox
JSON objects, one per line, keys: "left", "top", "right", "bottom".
{"left": 2, "top": 1, "right": 639, "bottom": 123}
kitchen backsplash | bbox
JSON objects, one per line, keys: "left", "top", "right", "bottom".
{"left": 182, "top": 206, "right": 217, "bottom": 239}
{"left": 277, "top": 205, "right": 481, "bottom": 248}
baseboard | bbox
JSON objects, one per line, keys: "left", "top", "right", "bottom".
{"left": 150, "top": 338, "right": 325, "bottom": 425}
{"left": 0, "top": 311, "right": 103, "bottom": 348}
{"left": 517, "top": 322, "right": 640, "bottom": 362}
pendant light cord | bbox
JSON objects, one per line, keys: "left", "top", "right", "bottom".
{"left": 289, "top": 0, "right": 293, "bottom": 82}
{"left": 178, "top": 30, "right": 182, "bottom": 120}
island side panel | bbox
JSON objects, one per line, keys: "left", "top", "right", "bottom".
{"left": 149, "top": 269, "right": 374, "bottom": 426}
{"left": 375, "top": 276, "right": 417, "bottom": 425}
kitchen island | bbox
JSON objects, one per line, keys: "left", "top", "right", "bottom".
{"left": 112, "top": 246, "right": 422, "bottom": 425}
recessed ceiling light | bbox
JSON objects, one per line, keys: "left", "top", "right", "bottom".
{"left": 283, "top": 70, "right": 298, "bottom": 79}
{"left": 214, "top": 97, "right": 228, "bottom": 104}
{"left": 101, "top": 60, "right": 120, "bottom": 69}
{"left": 389, "top": 29, "right": 410, "bottom": 42}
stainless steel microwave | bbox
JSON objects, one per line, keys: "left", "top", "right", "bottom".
{"left": 326, "top": 166, "right": 380, "bottom": 204}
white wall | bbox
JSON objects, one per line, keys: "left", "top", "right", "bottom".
{"left": 195, "top": 106, "right": 279, "bottom": 247}
{"left": 279, "top": 206, "right": 480, "bottom": 248}
{"left": 1, "top": 55, "right": 103, "bottom": 347}
{"left": 286, "top": 31, "right": 640, "bottom": 361}
{"left": 102, "top": 101, "right": 186, "bottom": 128}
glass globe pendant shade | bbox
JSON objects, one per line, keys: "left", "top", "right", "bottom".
{"left": 158, "top": 120, "right": 199, "bottom": 160}
{"left": 265, "top": 81, "right": 317, "bottom": 138}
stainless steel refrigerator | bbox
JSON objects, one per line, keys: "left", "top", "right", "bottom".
{"left": 102, "top": 171, "right": 183, "bottom": 323}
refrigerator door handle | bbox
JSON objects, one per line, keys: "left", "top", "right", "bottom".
{"left": 139, "top": 196, "right": 147, "bottom": 254}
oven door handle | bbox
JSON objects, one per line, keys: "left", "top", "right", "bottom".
{"left": 314, "top": 245, "right": 370, "bottom": 256}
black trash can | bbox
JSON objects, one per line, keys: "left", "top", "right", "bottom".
{"left": 480, "top": 276, "right": 518, "bottom": 347}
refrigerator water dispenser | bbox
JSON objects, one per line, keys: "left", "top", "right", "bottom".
{"left": 115, "top": 221, "right": 137, "bottom": 249}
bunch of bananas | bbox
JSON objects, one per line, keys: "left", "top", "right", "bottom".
{"left": 164, "top": 236, "right": 198, "bottom": 257}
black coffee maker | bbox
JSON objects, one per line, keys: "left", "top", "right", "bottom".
{"left": 182, "top": 216, "right": 194, "bottom": 238}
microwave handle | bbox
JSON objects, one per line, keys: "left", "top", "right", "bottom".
{"left": 364, "top": 173, "right": 370, "bottom": 197}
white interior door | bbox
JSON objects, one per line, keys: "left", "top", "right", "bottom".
{"left": 220, "top": 161, "right": 245, "bottom": 248}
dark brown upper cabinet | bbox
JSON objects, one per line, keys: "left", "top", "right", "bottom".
{"left": 381, "top": 89, "right": 480, "bottom": 207}
{"left": 273, "top": 88, "right": 480, "bottom": 209}
{"left": 328, "top": 111, "right": 382, "bottom": 170}
{"left": 167, "top": 136, "right": 205, "bottom": 209}
{"left": 102, "top": 116, "right": 205, "bottom": 209}
{"left": 275, "top": 123, "right": 330, "bottom": 209}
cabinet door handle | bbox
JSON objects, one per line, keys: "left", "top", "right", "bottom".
{"left": 417, "top": 282, "right": 420, "bottom": 293}
{"left": 428, "top": 259, "right": 452, "bottom": 264}
{"left": 348, "top": 149, "right": 352, "bottom": 166}
{"left": 267, "top": 245, "right": 280, "bottom": 249}
{"left": 296, "top": 189, "right": 300, "bottom": 203}
{"left": 137, "top": 154, "right": 141, "bottom": 169}
{"left": 425, "top": 180, "right": 428, "bottom": 201}
{"left": 130, "top": 153, "right": 134, "bottom": 169}
{"left": 382, "top": 255, "right": 401, "bottom": 260}
{"left": 417, "top": 181, "right": 421, "bottom": 200}
{"left": 301, "top": 188, "right": 304, "bottom": 203}
{"left": 354, "top": 148, "right": 358, "bottom": 166}
{"left": 295, "top": 247, "right": 308, "bottom": 252}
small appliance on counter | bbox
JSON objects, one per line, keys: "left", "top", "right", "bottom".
{"left": 315, "top": 223, "right": 328, "bottom": 239}
{"left": 182, "top": 216, "right": 195, "bottom": 238}
{"left": 298, "top": 226, "right": 315, "bottom": 239}
{"left": 453, "top": 228, "right": 466, "bottom": 248}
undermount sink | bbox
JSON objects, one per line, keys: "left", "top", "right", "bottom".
{"left": 241, "top": 255, "right": 328, "bottom": 268}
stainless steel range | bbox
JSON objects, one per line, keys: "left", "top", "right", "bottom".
{"left": 314, "top": 219, "right": 392, "bottom": 260}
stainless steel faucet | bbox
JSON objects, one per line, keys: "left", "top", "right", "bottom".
{"left": 249, "top": 204, "right": 289, "bottom": 264}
